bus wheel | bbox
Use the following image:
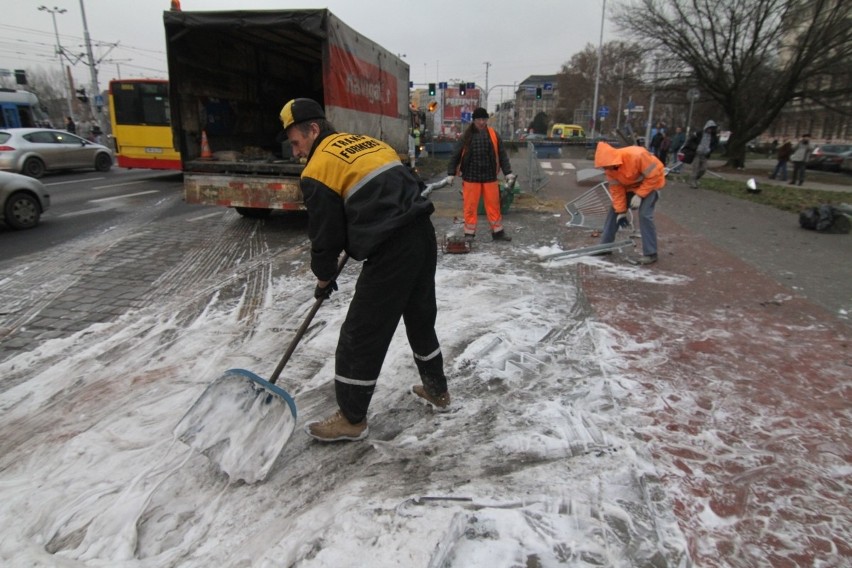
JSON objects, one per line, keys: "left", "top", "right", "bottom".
{"left": 235, "top": 207, "right": 272, "bottom": 219}
{"left": 22, "top": 158, "right": 45, "bottom": 179}
{"left": 95, "top": 153, "right": 113, "bottom": 172}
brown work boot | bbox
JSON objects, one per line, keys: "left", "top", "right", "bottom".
{"left": 305, "top": 410, "right": 368, "bottom": 442}
{"left": 635, "top": 254, "right": 658, "bottom": 265}
{"left": 411, "top": 385, "right": 451, "bottom": 412}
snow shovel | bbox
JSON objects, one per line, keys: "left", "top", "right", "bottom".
{"left": 175, "top": 254, "right": 349, "bottom": 483}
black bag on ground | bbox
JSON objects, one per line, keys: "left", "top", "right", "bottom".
{"left": 799, "top": 205, "right": 851, "bottom": 234}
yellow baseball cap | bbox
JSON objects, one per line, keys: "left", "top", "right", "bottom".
{"left": 280, "top": 98, "right": 325, "bottom": 130}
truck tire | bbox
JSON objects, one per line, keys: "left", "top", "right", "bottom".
{"left": 235, "top": 207, "right": 272, "bottom": 219}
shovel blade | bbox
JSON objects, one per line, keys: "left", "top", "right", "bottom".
{"left": 175, "top": 369, "right": 297, "bottom": 483}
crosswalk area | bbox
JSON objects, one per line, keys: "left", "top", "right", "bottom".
{"left": 539, "top": 161, "right": 577, "bottom": 175}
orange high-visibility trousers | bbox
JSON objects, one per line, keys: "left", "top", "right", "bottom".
{"left": 462, "top": 180, "right": 503, "bottom": 236}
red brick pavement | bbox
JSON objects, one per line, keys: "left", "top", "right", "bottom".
{"left": 580, "top": 213, "right": 851, "bottom": 567}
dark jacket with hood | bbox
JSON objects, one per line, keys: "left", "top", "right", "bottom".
{"left": 681, "top": 120, "right": 719, "bottom": 164}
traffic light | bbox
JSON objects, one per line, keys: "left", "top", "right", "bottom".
{"left": 428, "top": 83, "right": 436, "bottom": 96}
{"left": 428, "top": 101, "right": 438, "bottom": 112}
{"left": 76, "top": 88, "right": 88, "bottom": 103}
{"left": 459, "top": 82, "right": 466, "bottom": 96}
{"left": 535, "top": 87, "right": 542, "bottom": 100}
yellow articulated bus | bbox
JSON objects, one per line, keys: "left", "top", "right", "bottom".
{"left": 550, "top": 123, "right": 586, "bottom": 139}
{"left": 108, "top": 79, "right": 181, "bottom": 170}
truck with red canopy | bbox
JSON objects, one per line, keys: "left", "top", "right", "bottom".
{"left": 163, "top": 9, "right": 410, "bottom": 217}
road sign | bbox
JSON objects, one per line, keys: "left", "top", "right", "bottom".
{"left": 626, "top": 100, "right": 636, "bottom": 110}
{"left": 687, "top": 88, "right": 700, "bottom": 102}
{"left": 598, "top": 105, "right": 610, "bottom": 118}
{"left": 439, "top": 82, "right": 448, "bottom": 89}
{"left": 461, "top": 110, "right": 472, "bottom": 124}
{"left": 543, "top": 82, "right": 553, "bottom": 91}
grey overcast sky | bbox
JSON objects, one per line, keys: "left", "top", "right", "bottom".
{"left": 1, "top": 0, "right": 615, "bottom": 106}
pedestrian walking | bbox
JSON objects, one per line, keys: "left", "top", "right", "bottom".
{"left": 65, "top": 116, "right": 76, "bottom": 134}
{"left": 412, "top": 126, "right": 421, "bottom": 158}
{"left": 769, "top": 139, "right": 792, "bottom": 181}
{"left": 789, "top": 134, "right": 811, "bottom": 186}
{"left": 658, "top": 131, "right": 672, "bottom": 165}
{"left": 682, "top": 120, "right": 719, "bottom": 188}
{"left": 669, "top": 126, "right": 686, "bottom": 167}
{"left": 594, "top": 142, "right": 666, "bottom": 265}
{"left": 279, "top": 98, "right": 450, "bottom": 442}
{"left": 649, "top": 124, "right": 664, "bottom": 158}
{"left": 446, "top": 107, "right": 516, "bottom": 242}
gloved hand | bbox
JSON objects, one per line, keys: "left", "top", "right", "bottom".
{"left": 505, "top": 173, "right": 517, "bottom": 187}
{"left": 616, "top": 213, "right": 630, "bottom": 229}
{"left": 444, "top": 175, "right": 454, "bottom": 186}
{"left": 314, "top": 280, "right": 338, "bottom": 300}
{"left": 630, "top": 195, "right": 642, "bottom": 210}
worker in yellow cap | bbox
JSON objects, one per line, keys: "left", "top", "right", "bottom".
{"left": 279, "top": 98, "right": 451, "bottom": 442}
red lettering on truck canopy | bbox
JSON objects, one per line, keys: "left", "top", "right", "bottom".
{"left": 324, "top": 44, "right": 399, "bottom": 118}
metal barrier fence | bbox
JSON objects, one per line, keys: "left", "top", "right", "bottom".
{"left": 521, "top": 141, "right": 550, "bottom": 194}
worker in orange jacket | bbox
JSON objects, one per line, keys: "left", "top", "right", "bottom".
{"left": 594, "top": 142, "right": 665, "bottom": 265}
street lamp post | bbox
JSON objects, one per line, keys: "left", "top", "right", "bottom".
{"left": 38, "top": 5, "right": 75, "bottom": 119}
{"left": 686, "top": 88, "right": 700, "bottom": 138}
{"left": 78, "top": 0, "right": 101, "bottom": 129}
{"left": 590, "top": 0, "right": 606, "bottom": 139}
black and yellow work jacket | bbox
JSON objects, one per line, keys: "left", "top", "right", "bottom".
{"left": 300, "top": 129, "right": 434, "bottom": 281}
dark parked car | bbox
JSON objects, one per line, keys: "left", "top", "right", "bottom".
{"left": 0, "top": 170, "right": 50, "bottom": 229}
{"left": 806, "top": 143, "right": 852, "bottom": 172}
{"left": 0, "top": 128, "right": 114, "bottom": 178}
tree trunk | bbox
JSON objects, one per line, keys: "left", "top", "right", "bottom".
{"left": 724, "top": 141, "right": 748, "bottom": 169}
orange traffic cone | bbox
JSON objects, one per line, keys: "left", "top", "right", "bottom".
{"left": 200, "top": 130, "right": 212, "bottom": 159}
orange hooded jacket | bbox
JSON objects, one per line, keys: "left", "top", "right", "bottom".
{"left": 594, "top": 142, "right": 665, "bottom": 213}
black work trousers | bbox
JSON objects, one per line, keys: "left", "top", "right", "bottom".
{"left": 335, "top": 215, "right": 446, "bottom": 423}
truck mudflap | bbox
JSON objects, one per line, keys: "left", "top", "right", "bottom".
{"left": 184, "top": 173, "right": 305, "bottom": 211}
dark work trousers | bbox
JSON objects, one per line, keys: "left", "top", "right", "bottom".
{"left": 335, "top": 215, "right": 446, "bottom": 423}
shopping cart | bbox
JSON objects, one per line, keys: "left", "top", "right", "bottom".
{"left": 564, "top": 181, "right": 633, "bottom": 229}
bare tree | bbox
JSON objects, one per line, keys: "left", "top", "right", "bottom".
{"left": 556, "top": 41, "right": 645, "bottom": 133}
{"left": 613, "top": 0, "right": 852, "bottom": 166}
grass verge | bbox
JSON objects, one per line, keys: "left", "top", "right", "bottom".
{"left": 682, "top": 176, "right": 850, "bottom": 214}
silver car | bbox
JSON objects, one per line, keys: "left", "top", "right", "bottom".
{"left": 0, "top": 128, "right": 114, "bottom": 179}
{"left": 0, "top": 170, "right": 50, "bottom": 229}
